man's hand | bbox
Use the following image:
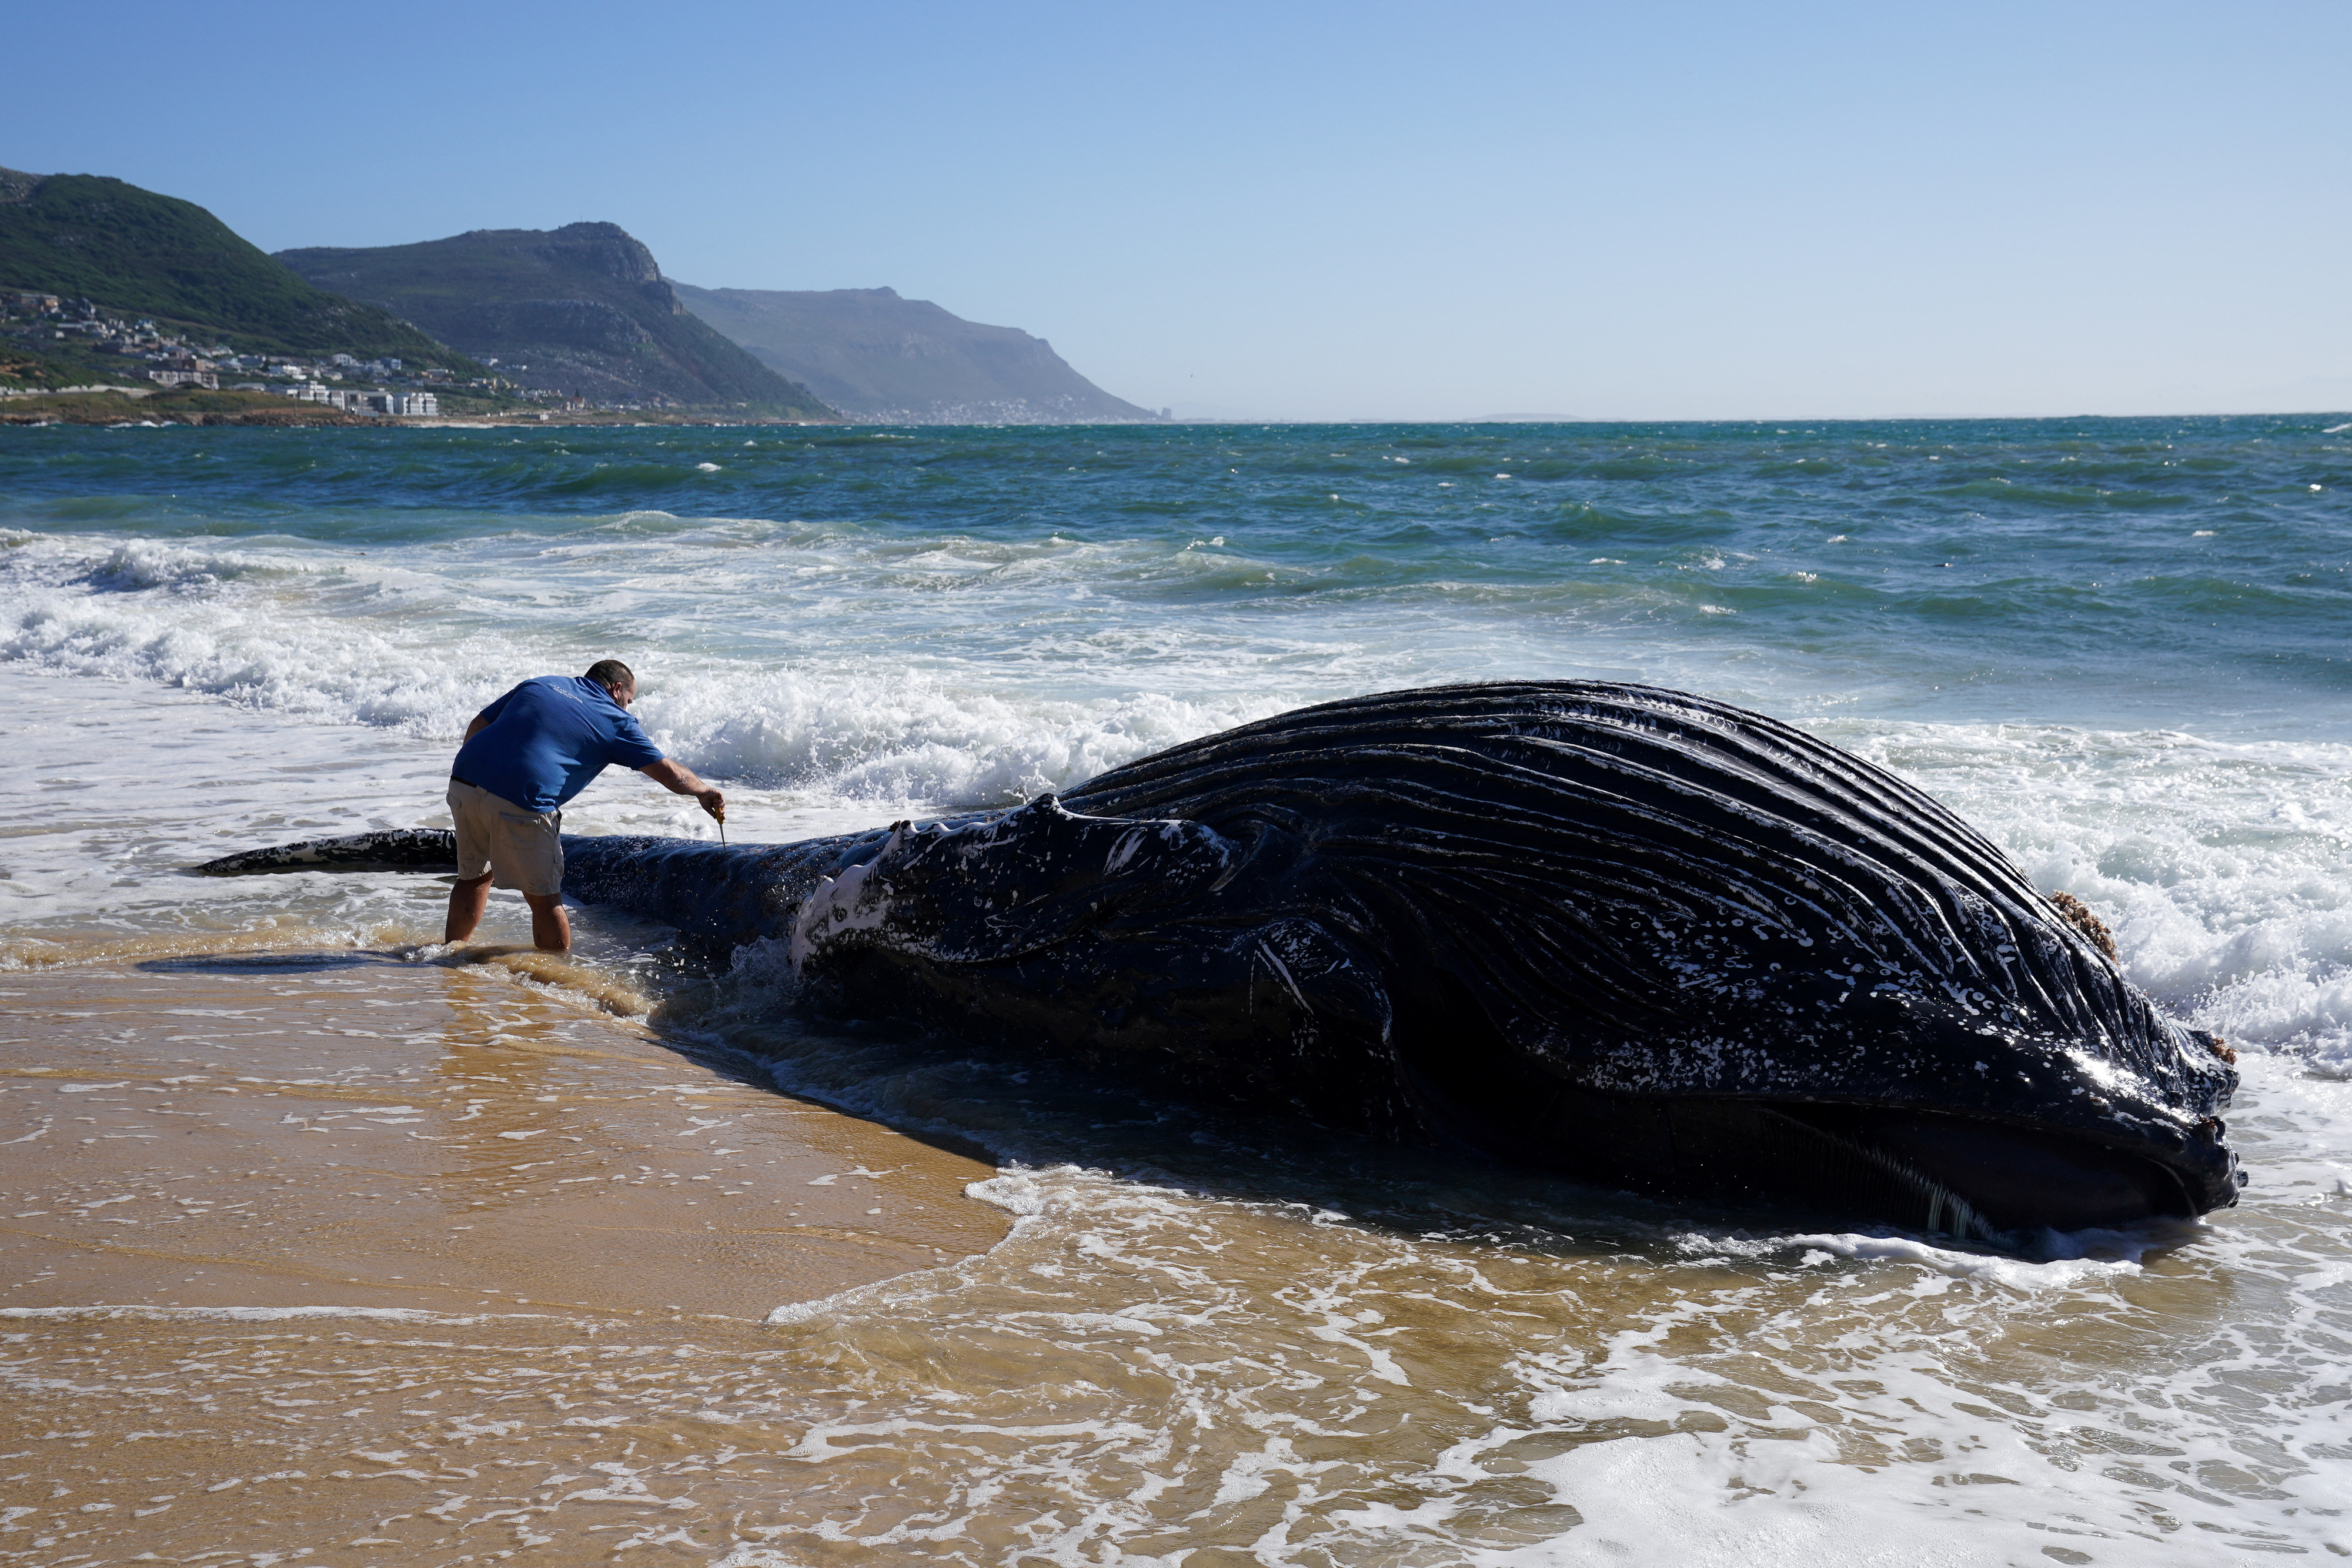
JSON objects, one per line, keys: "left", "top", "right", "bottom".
{"left": 642, "top": 759, "right": 724, "bottom": 822}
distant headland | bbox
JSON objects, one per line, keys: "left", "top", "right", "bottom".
{"left": 672, "top": 285, "right": 1163, "bottom": 424}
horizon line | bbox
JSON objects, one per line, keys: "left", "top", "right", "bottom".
{"left": 1141, "top": 408, "right": 2352, "bottom": 427}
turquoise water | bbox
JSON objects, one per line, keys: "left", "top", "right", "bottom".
{"left": 5, "top": 417, "right": 2346, "bottom": 738}
{"left": 4, "top": 416, "right": 2350, "bottom": 1563}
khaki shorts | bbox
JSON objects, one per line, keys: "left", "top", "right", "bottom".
{"left": 447, "top": 779, "right": 564, "bottom": 897}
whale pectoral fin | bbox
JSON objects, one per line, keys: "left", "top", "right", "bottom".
{"left": 1013, "top": 911, "right": 1405, "bottom": 1133}
{"left": 1227, "top": 916, "right": 1418, "bottom": 1133}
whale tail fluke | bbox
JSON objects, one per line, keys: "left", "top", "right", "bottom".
{"left": 193, "top": 828, "right": 459, "bottom": 876}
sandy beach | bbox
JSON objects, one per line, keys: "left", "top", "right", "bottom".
{"left": 0, "top": 950, "right": 1004, "bottom": 1561}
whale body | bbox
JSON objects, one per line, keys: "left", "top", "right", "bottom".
{"left": 198, "top": 681, "right": 2241, "bottom": 1242}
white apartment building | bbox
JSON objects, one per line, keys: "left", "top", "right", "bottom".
{"left": 277, "top": 386, "right": 439, "bottom": 416}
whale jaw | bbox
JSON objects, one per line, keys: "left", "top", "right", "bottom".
{"left": 1398, "top": 1052, "right": 2224, "bottom": 1243}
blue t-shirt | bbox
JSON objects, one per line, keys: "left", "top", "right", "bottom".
{"left": 452, "top": 676, "right": 666, "bottom": 814}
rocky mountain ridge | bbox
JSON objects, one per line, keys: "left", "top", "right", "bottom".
{"left": 275, "top": 225, "right": 834, "bottom": 416}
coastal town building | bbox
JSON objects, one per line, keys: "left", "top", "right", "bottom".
{"left": 276, "top": 384, "right": 437, "bottom": 416}
{"left": 364, "top": 391, "right": 437, "bottom": 415}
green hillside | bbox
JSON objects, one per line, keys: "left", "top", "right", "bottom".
{"left": 277, "top": 225, "right": 836, "bottom": 416}
{"left": 0, "top": 166, "right": 463, "bottom": 363}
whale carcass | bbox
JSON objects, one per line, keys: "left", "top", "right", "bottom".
{"left": 198, "top": 681, "right": 2243, "bottom": 1242}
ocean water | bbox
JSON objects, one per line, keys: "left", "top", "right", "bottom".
{"left": 2, "top": 416, "right": 2350, "bottom": 1563}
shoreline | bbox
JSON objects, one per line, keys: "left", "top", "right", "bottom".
{"left": 0, "top": 390, "right": 848, "bottom": 429}
{"left": 1, "top": 415, "right": 2347, "bottom": 1559}
{"left": 0, "top": 406, "right": 1195, "bottom": 429}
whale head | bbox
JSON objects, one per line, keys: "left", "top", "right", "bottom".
{"left": 788, "top": 684, "right": 2243, "bottom": 1243}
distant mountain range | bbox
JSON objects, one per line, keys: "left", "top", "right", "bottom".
{"left": 2, "top": 164, "right": 1161, "bottom": 422}
{"left": 0, "top": 166, "right": 463, "bottom": 365}
{"left": 673, "top": 285, "right": 1160, "bottom": 423}
{"left": 275, "top": 225, "right": 832, "bottom": 416}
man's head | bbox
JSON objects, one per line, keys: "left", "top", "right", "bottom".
{"left": 585, "top": 658, "right": 637, "bottom": 707}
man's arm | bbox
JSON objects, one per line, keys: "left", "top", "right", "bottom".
{"left": 463, "top": 713, "right": 492, "bottom": 741}
{"left": 641, "top": 759, "right": 724, "bottom": 821}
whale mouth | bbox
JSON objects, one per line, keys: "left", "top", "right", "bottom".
{"left": 1616, "top": 1099, "right": 2200, "bottom": 1242}
{"left": 1399, "top": 1057, "right": 2204, "bottom": 1243}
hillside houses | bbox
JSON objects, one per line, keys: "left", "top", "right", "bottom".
{"left": 2, "top": 289, "right": 489, "bottom": 415}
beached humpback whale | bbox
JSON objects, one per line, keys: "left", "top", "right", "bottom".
{"left": 198, "top": 682, "right": 2241, "bottom": 1242}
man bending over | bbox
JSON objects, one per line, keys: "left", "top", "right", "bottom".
{"left": 444, "top": 658, "right": 724, "bottom": 951}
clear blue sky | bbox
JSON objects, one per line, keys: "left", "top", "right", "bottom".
{"left": 8, "top": 1, "right": 2346, "bottom": 420}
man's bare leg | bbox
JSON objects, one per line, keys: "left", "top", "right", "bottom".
{"left": 445, "top": 872, "right": 493, "bottom": 943}
{"left": 523, "top": 892, "right": 571, "bottom": 953}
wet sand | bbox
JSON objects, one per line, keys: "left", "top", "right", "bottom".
{"left": 0, "top": 950, "right": 1004, "bottom": 1562}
